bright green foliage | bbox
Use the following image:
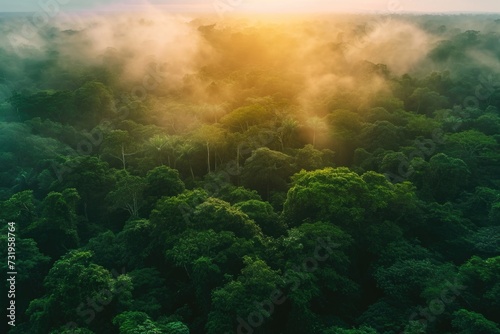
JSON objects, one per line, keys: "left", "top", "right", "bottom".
{"left": 113, "top": 311, "right": 163, "bottom": 334}
{"left": 0, "top": 190, "right": 37, "bottom": 229}
{"left": 191, "top": 198, "right": 262, "bottom": 238}
{"left": 164, "top": 321, "right": 190, "bottom": 334}
{"left": 283, "top": 168, "right": 394, "bottom": 228}
{"left": 219, "top": 186, "right": 262, "bottom": 204}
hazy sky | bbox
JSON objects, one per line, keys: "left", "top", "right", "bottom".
{"left": 1, "top": 0, "right": 499, "bottom": 13}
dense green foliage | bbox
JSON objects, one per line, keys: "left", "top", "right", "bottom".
{"left": 1, "top": 12, "right": 500, "bottom": 334}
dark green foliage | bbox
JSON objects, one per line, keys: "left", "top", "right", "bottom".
{"left": 143, "top": 165, "right": 185, "bottom": 212}
{"left": 452, "top": 309, "right": 500, "bottom": 334}
{"left": 2, "top": 13, "right": 500, "bottom": 334}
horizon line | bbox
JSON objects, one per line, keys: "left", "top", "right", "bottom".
{"left": 1, "top": 9, "right": 500, "bottom": 14}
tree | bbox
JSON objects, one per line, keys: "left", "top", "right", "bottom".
{"left": 192, "top": 124, "right": 227, "bottom": 173}
{"left": 26, "top": 251, "right": 125, "bottom": 333}
{"left": 101, "top": 130, "right": 141, "bottom": 171}
{"left": 113, "top": 312, "right": 163, "bottom": 334}
{"left": 146, "top": 134, "right": 171, "bottom": 166}
{"left": 295, "top": 144, "right": 335, "bottom": 171}
{"left": 84, "top": 231, "right": 126, "bottom": 269}
{"left": 0, "top": 190, "right": 37, "bottom": 230}
{"left": 166, "top": 229, "right": 238, "bottom": 276}
{"left": 324, "top": 326, "right": 378, "bottom": 334}
{"left": 426, "top": 153, "right": 470, "bottom": 203}
{"left": 218, "top": 186, "right": 262, "bottom": 205}
{"left": 407, "top": 87, "right": 449, "bottom": 115}
{"left": 374, "top": 259, "right": 456, "bottom": 303}
{"left": 73, "top": 81, "right": 114, "bottom": 127}
{"left": 445, "top": 130, "right": 498, "bottom": 163}
{"left": 106, "top": 172, "right": 146, "bottom": 219}
{"left": 27, "top": 188, "right": 80, "bottom": 258}
{"left": 164, "top": 322, "right": 189, "bottom": 334}
{"left": 276, "top": 117, "right": 299, "bottom": 151}
{"left": 221, "top": 104, "right": 273, "bottom": 132}
{"left": 51, "top": 156, "right": 114, "bottom": 222}
{"left": 192, "top": 257, "right": 223, "bottom": 313}
{"left": 181, "top": 140, "right": 200, "bottom": 176}
{"left": 206, "top": 257, "right": 282, "bottom": 334}
{"left": 357, "top": 299, "right": 408, "bottom": 333}
{"left": 283, "top": 168, "right": 393, "bottom": 228}
{"left": 452, "top": 309, "right": 500, "bottom": 334}
{"left": 143, "top": 165, "right": 185, "bottom": 212}
{"left": 234, "top": 199, "right": 286, "bottom": 237}
{"left": 327, "top": 110, "right": 362, "bottom": 164}
{"left": 361, "top": 121, "right": 404, "bottom": 151}
{"left": 241, "top": 147, "right": 296, "bottom": 199}
{"left": 49, "top": 327, "right": 95, "bottom": 334}
{"left": 150, "top": 189, "right": 208, "bottom": 234}
{"left": 306, "top": 116, "right": 328, "bottom": 147}
{"left": 117, "top": 219, "right": 155, "bottom": 267}
{"left": 0, "top": 226, "right": 50, "bottom": 329}
{"left": 458, "top": 256, "right": 500, "bottom": 319}
{"left": 191, "top": 198, "right": 262, "bottom": 238}
{"left": 8, "top": 90, "right": 75, "bottom": 122}
{"left": 127, "top": 268, "right": 169, "bottom": 317}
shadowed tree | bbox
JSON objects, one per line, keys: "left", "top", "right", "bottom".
{"left": 452, "top": 309, "right": 500, "bottom": 334}
{"left": 101, "top": 130, "right": 142, "bottom": 171}
{"left": 142, "top": 165, "right": 185, "bottom": 213}
{"left": 27, "top": 188, "right": 80, "bottom": 259}
{"left": 106, "top": 172, "right": 146, "bottom": 219}
{"left": 241, "top": 147, "right": 296, "bottom": 199}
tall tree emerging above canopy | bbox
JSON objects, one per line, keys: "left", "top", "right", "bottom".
{"left": 283, "top": 167, "right": 398, "bottom": 228}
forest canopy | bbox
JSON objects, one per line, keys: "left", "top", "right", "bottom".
{"left": 1, "top": 10, "right": 500, "bottom": 334}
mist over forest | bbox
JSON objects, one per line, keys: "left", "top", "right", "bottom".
{"left": 1, "top": 9, "right": 500, "bottom": 334}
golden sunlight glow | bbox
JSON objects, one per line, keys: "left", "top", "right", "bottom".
{"left": 224, "top": 0, "right": 397, "bottom": 14}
